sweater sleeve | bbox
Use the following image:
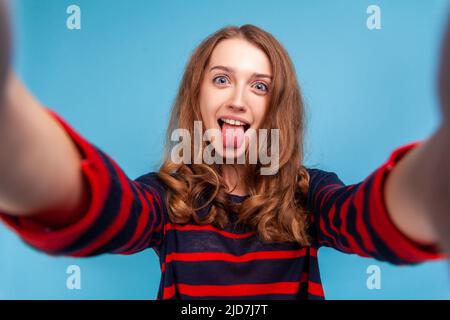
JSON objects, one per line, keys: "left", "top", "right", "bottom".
{"left": 0, "top": 108, "right": 167, "bottom": 257}
{"left": 307, "top": 142, "right": 447, "bottom": 265}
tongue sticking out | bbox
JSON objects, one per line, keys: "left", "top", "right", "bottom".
{"left": 221, "top": 123, "right": 245, "bottom": 149}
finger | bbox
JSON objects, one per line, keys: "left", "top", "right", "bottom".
{"left": 439, "top": 16, "right": 450, "bottom": 120}
{"left": 0, "top": 0, "right": 11, "bottom": 100}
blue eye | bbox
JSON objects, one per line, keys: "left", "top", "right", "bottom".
{"left": 254, "top": 82, "right": 269, "bottom": 92}
{"left": 213, "top": 76, "right": 229, "bottom": 85}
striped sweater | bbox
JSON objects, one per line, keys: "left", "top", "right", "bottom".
{"left": 0, "top": 109, "right": 445, "bottom": 299}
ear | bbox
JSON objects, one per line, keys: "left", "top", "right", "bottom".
{"left": 0, "top": 0, "right": 11, "bottom": 100}
{"left": 439, "top": 16, "right": 450, "bottom": 121}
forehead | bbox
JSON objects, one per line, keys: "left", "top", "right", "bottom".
{"left": 208, "top": 38, "right": 272, "bottom": 75}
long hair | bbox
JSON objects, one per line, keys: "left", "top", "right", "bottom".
{"left": 156, "top": 24, "right": 312, "bottom": 246}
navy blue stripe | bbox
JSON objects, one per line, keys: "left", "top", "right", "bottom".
{"left": 309, "top": 169, "right": 377, "bottom": 259}
{"left": 308, "top": 170, "right": 346, "bottom": 249}
{"left": 116, "top": 182, "right": 155, "bottom": 253}
{"left": 169, "top": 258, "right": 308, "bottom": 285}
{"left": 90, "top": 179, "right": 142, "bottom": 255}
{"left": 164, "top": 229, "right": 304, "bottom": 256}
{"left": 121, "top": 181, "right": 164, "bottom": 253}
{"left": 134, "top": 173, "right": 167, "bottom": 251}
{"left": 343, "top": 199, "right": 373, "bottom": 257}
{"left": 317, "top": 182, "right": 349, "bottom": 251}
{"left": 361, "top": 175, "right": 408, "bottom": 265}
{"left": 329, "top": 188, "right": 352, "bottom": 250}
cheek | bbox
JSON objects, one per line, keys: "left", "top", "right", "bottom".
{"left": 202, "top": 86, "right": 227, "bottom": 107}
{"left": 199, "top": 87, "right": 220, "bottom": 129}
{"left": 252, "top": 99, "right": 269, "bottom": 127}
{"left": 199, "top": 83, "right": 231, "bottom": 123}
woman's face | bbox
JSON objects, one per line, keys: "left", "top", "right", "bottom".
{"left": 199, "top": 37, "right": 272, "bottom": 159}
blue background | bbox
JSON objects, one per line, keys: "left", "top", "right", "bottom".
{"left": 0, "top": 0, "right": 449, "bottom": 299}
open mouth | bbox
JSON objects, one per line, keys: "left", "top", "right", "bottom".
{"left": 217, "top": 117, "right": 251, "bottom": 132}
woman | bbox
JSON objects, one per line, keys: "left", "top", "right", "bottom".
{"left": 0, "top": 1, "right": 449, "bottom": 299}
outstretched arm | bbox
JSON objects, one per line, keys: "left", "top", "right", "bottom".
{"left": 0, "top": 0, "right": 89, "bottom": 227}
{"left": 0, "top": 1, "right": 166, "bottom": 257}
{"left": 0, "top": 56, "right": 90, "bottom": 229}
{"left": 308, "top": 19, "right": 450, "bottom": 264}
{"left": 384, "top": 18, "right": 450, "bottom": 253}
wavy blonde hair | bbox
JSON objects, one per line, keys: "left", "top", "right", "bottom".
{"left": 156, "top": 24, "right": 311, "bottom": 246}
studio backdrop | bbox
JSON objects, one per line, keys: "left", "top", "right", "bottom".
{"left": 0, "top": 0, "right": 449, "bottom": 299}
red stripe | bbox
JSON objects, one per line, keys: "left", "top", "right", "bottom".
{"left": 309, "top": 247, "right": 318, "bottom": 257}
{"left": 338, "top": 194, "right": 367, "bottom": 257}
{"left": 308, "top": 280, "right": 325, "bottom": 297}
{"left": 165, "top": 223, "right": 255, "bottom": 239}
{"left": 165, "top": 248, "right": 308, "bottom": 263}
{"left": 314, "top": 183, "right": 341, "bottom": 209}
{"left": 298, "top": 265, "right": 323, "bottom": 298}
{"left": 322, "top": 185, "right": 341, "bottom": 207}
{"left": 163, "top": 271, "right": 316, "bottom": 299}
{"left": 163, "top": 284, "right": 176, "bottom": 299}
{"left": 319, "top": 203, "right": 346, "bottom": 251}
{"left": 317, "top": 184, "right": 341, "bottom": 209}
{"left": 300, "top": 272, "right": 308, "bottom": 283}
{"left": 174, "top": 281, "right": 301, "bottom": 297}
{"left": 318, "top": 184, "right": 353, "bottom": 252}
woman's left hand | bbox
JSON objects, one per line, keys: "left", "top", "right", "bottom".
{"left": 0, "top": 0, "right": 11, "bottom": 101}
{"left": 425, "top": 124, "right": 450, "bottom": 256}
{"left": 439, "top": 18, "right": 450, "bottom": 121}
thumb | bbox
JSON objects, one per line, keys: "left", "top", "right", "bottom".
{"left": 0, "top": 0, "right": 11, "bottom": 101}
{"left": 439, "top": 16, "right": 450, "bottom": 121}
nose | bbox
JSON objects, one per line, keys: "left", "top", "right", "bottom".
{"left": 228, "top": 104, "right": 246, "bottom": 112}
{"left": 228, "top": 85, "right": 247, "bottom": 112}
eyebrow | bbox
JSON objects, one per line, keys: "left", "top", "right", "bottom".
{"left": 209, "top": 65, "right": 273, "bottom": 80}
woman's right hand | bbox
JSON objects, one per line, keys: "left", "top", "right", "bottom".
{"left": 0, "top": 0, "right": 90, "bottom": 228}
{"left": 0, "top": 0, "right": 11, "bottom": 101}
